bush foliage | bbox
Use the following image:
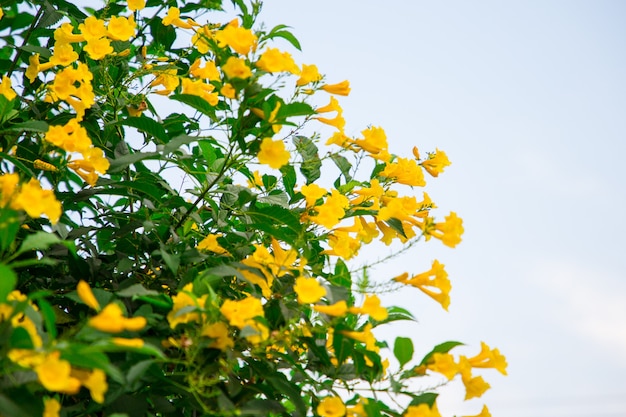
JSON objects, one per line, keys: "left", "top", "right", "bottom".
{"left": 0, "top": 1, "right": 506, "bottom": 416}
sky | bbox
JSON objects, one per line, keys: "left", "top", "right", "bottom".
{"left": 255, "top": 1, "right": 626, "bottom": 417}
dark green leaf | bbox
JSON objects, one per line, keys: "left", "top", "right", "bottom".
{"left": 37, "top": 298, "right": 57, "bottom": 339}
{"left": 9, "top": 120, "right": 49, "bottom": 132}
{"left": 170, "top": 94, "right": 216, "bottom": 119}
{"left": 163, "top": 135, "right": 199, "bottom": 154}
{"left": 16, "top": 231, "right": 61, "bottom": 255}
{"left": 120, "top": 117, "right": 168, "bottom": 143}
{"left": 331, "top": 258, "right": 351, "bottom": 288}
{"left": 393, "top": 337, "right": 414, "bottom": 368}
{"left": 268, "top": 30, "right": 302, "bottom": 51}
{"left": 117, "top": 284, "right": 159, "bottom": 298}
{"left": 108, "top": 152, "right": 160, "bottom": 173}
{"left": 330, "top": 153, "right": 352, "bottom": 182}
{"left": 293, "top": 136, "right": 321, "bottom": 184}
{"left": 408, "top": 393, "right": 438, "bottom": 407}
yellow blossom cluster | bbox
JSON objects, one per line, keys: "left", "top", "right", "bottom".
{"left": 0, "top": 174, "right": 62, "bottom": 223}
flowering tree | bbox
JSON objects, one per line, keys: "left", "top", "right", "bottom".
{"left": 0, "top": 1, "right": 506, "bottom": 416}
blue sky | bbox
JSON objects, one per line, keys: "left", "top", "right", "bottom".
{"left": 257, "top": 1, "right": 626, "bottom": 416}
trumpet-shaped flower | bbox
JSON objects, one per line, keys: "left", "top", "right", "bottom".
{"left": 107, "top": 15, "right": 136, "bottom": 41}
{"left": 427, "top": 352, "right": 458, "bottom": 380}
{"left": 395, "top": 260, "right": 451, "bottom": 310}
{"left": 0, "top": 173, "right": 19, "bottom": 206}
{"left": 321, "top": 80, "right": 351, "bottom": 96}
{"left": 10, "top": 178, "right": 62, "bottom": 224}
{"left": 89, "top": 303, "right": 147, "bottom": 332}
{"left": 257, "top": 137, "right": 290, "bottom": 169}
{"left": 317, "top": 396, "right": 346, "bottom": 417}
{"left": 316, "top": 112, "right": 345, "bottom": 131}
{"left": 309, "top": 189, "right": 349, "bottom": 229}
{"left": 128, "top": 0, "right": 145, "bottom": 11}
{"left": 220, "top": 296, "right": 264, "bottom": 329}
{"left": 350, "top": 294, "right": 388, "bottom": 321}
{"left": 300, "top": 183, "right": 327, "bottom": 207}
{"left": 214, "top": 19, "right": 257, "bottom": 55}
{"left": 54, "top": 23, "right": 85, "bottom": 44}
{"left": 79, "top": 16, "right": 108, "bottom": 40}
{"left": 353, "top": 126, "right": 388, "bottom": 155}
{"left": 190, "top": 58, "right": 220, "bottom": 81}
{"left": 49, "top": 42, "right": 79, "bottom": 66}
{"left": 256, "top": 48, "right": 300, "bottom": 74}
{"left": 84, "top": 37, "right": 113, "bottom": 60}
{"left": 150, "top": 68, "right": 179, "bottom": 95}
{"left": 428, "top": 212, "right": 464, "bottom": 248}
{"left": 293, "top": 277, "right": 326, "bottom": 304}
{"left": 296, "top": 64, "right": 322, "bottom": 86}
{"left": 463, "top": 405, "right": 491, "bottom": 417}
{"left": 222, "top": 56, "right": 252, "bottom": 79}
{"left": 380, "top": 157, "right": 426, "bottom": 187}
{"left": 77, "top": 280, "right": 100, "bottom": 310}
{"left": 0, "top": 75, "right": 16, "bottom": 100}
{"left": 466, "top": 342, "right": 508, "bottom": 375}
{"left": 167, "top": 283, "right": 207, "bottom": 328}
{"left": 197, "top": 233, "right": 230, "bottom": 255}
{"left": 316, "top": 96, "right": 342, "bottom": 114}
{"left": 202, "top": 322, "right": 234, "bottom": 351}
{"left": 181, "top": 77, "right": 219, "bottom": 105}
{"left": 313, "top": 300, "right": 348, "bottom": 317}
{"left": 421, "top": 149, "right": 451, "bottom": 177}
{"left": 43, "top": 397, "right": 61, "bottom": 417}
{"left": 35, "top": 351, "right": 81, "bottom": 394}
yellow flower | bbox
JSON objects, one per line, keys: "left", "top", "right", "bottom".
{"left": 192, "top": 26, "right": 213, "bottom": 54}
{"left": 242, "top": 320, "right": 269, "bottom": 344}
{"left": 0, "top": 75, "right": 16, "bottom": 100}
{"left": 300, "top": 183, "right": 327, "bottom": 207}
{"left": 421, "top": 149, "right": 451, "bottom": 177}
{"left": 429, "top": 212, "right": 464, "bottom": 248}
{"left": 461, "top": 368, "right": 491, "bottom": 400}
{"left": 323, "top": 231, "right": 361, "bottom": 260}
{"left": 107, "top": 15, "right": 136, "bottom": 41}
{"left": 84, "top": 37, "right": 114, "bottom": 60}
{"left": 181, "top": 77, "right": 219, "bottom": 105}
{"left": 466, "top": 342, "right": 508, "bottom": 375}
{"left": 197, "top": 233, "right": 230, "bottom": 255}
{"left": 74, "top": 368, "right": 108, "bottom": 403}
{"left": 220, "top": 83, "right": 237, "bottom": 99}
{"left": 0, "top": 173, "right": 19, "bottom": 206}
{"left": 380, "top": 157, "right": 425, "bottom": 187}
{"left": 43, "top": 397, "right": 61, "bottom": 417}
{"left": 214, "top": 19, "right": 257, "bottom": 55}
{"left": 256, "top": 48, "right": 300, "bottom": 74}
{"left": 463, "top": 405, "right": 491, "bottom": 417}
{"left": 321, "top": 80, "right": 350, "bottom": 96}
{"left": 49, "top": 42, "right": 79, "bottom": 66}
{"left": 222, "top": 56, "right": 252, "bottom": 79}
{"left": 35, "top": 351, "right": 81, "bottom": 394}
{"left": 293, "top": 277, "right": 326, "bottom": 304}
{"left": 395, "top": 260, "right": 450, "bottom": 311}
{"left": 79, "top": 16, "right": 108, "bottom": 40}
{"left": 316, "top": 112, "right": 345, "bottom": 131}
{"left": 403, "top": 404, "right": 441, "bottom": 417}
{"left": 111, "top": 337, "right": 145, "bottom": 348}
{"left": 296, "top": 64, "right": 322, "bottom": 86}
{"left": 220, "top": 296, "right": 264, "bottom": 329}
{"left": 10, "top": 178, "right": 62, "bottom": 224}
{"left": 190, "top": 58, "right": 221, "bottom": 81}
{"left": 128, "top": 0, "right": 145, "bottom": 11}
{"left": 257, "top": 137, "right": 290, "bottom": 169}
{"left": 309, "top": 189, "right": 349, "bottom": 229}
{"left": 316, "top": 96, "right": 342, "bottom": 114}
{"left": 341, "top": 323, "right": 377, "bottom": 353}
{"left": 313, "top": 300, "right": 348, "bottom": 317}
{"left": 350, "top": 294, "right": 388, "bottom": 321}
{"left": 77, "top": 280, "right": 100, "bottom": 310}
{"left": 427, "top": 352, "right": 458, "bottom": 380}
{"left": 0, "top": 9, "right": 4, "bottom": 21}
{"left": 353, "top": 126, "right": 388, "bottom": 155}
{"left": 162, "top": 7, "right": 194, "bottom": 29}
{"left": 202, "top": 322, "right": 234, "bottom": 351}
{"left": 317, "top": 396, "right": 346, "bottom": 417}
{"left": 54, "top": 23, "right": 85, "bottom": 44}
{"left": 150, "top": 68, "right": 179, "bottom": 95}
{"left": 89, "top": 303, "right": 147, "bottom": 333}
{"left": 167, "top": 283, "right": 207, "bottom": 328}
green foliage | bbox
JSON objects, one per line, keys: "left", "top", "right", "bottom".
{"left": 0, "top": 1, "right": 506, "bottom": 416}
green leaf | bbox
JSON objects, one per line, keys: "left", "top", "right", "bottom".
{"left": 158, "top": 244, "right": 180, "bottom": 274}
{"left": 331, "top": 258, "right": 351, "bottom": 288}
{"left": 293, "top": 136, "right": 321, "bottom": 184}
{"left": 386, "top": 218, "right": 407, "bottom": 238}
{"left": 419, "top": 341, "right": 464, "bottom": 366}
{"left": 163, "top": 134, "right": 199, "bottom": 154}
{"left": 126, "top": 360, "right": 155, "bottom": 390}
{"left": 198, "top": 140, "right": 217, "bottom": 166}
{"left": 269, "top": 30, "right": 302, "bottom": 51}
{"left": 279, "top": 102, "right": 314, "bottom": 118}
{"left": 0, "top": 394, "right": 31, "bottom": 417}
{"left": 0, "top": 95, "right": 15, "bottom": 122}
{"left": 107, "top": 151, "right": 159, "bottom": 173}
{"left": 38, "top": 298, "right": 57, "bottom": 339}
{"left": 246, "top": 205, "right": 302, "bottom": 245}
{"left": 120, "top": 117, "right": 168, "bottom": 143}
{"left": 9, "top": 120, "right": 49, "bottom": 132}
{"left": 408, "top": 393, "right": 438, "bottom": 407}
{"left": 280, "top": 164, "right": 297, "bottom": 198}
{"left": 330, "top": 153, "right": 353, "bottom": 182}
{"left": 375, "top": 306, "right": 416, "bottom": 325}
{"left": 16, "top": 231, "right": 62, "bottom": 255}
{"left": 10, "top": 327, "right": 34, "bottom": 349}
{"left": 393, "top": 337, "right": 414, "bottom": 368}
{"left": 170, "top": 94, "right": 216, "bottom": 119}
{"left": 0, "top": 209, "right": 20, "bottom": 252}
{"left": 117, "top": 284, "right": 159, "bottom": 298}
